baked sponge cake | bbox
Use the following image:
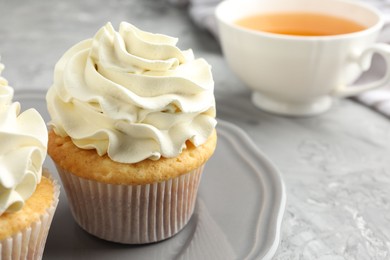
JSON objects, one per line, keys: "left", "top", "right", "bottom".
{"left": 46, "top": 22, "right": 217, "bottom": 244}
{"left": 0, "top": 64, "right": 60, "bottom": 260}
{"left": 48, "top": 130, "right": 216, "bottom": 185}
{"left": 0, "top": 174, "right": 55, "bottom": 239}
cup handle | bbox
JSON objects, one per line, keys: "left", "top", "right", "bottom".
{"left": 332, "top": 43, "right": 390, "bottom": 97}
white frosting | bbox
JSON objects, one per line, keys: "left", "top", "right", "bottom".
{"left": 47, "top": 22, "right": 217, "bottom": 163}
{"left": 0, "top": 63, "right": 8, "bottom": 87}
{"left": 0, "top": 64, "right": 48, "bottom": 215}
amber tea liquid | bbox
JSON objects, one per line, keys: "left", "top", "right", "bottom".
{"left": 235, "top": 12, "right": 366, "bottom": 36}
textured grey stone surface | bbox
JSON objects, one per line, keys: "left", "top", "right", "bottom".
{"left": 2, "top": 0, "right": 390, "bottom": 259}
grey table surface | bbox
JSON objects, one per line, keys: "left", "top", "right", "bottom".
{"left": 2, "top": 0, "right": 390, "bottom": 259}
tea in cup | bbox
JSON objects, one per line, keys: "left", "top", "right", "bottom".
{"left": 215, "top": 0, "right": 390, "bottom": 116}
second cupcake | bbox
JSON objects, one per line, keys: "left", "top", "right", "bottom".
{"left": 0, "top": 63, "right": 60, "bottom": 260}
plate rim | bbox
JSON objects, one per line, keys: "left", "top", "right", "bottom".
{"left": 216, "top": 120, "right": 286, "bottom": 260}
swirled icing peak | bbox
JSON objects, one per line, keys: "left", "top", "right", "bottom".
{"left": 0, "top": 64, "right": 48, "bottom": 215}
{"left": 47, "top": 22, "right": 217, "bottom": 163}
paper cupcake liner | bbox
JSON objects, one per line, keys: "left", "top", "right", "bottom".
{"left": 56, "top": 165, "right": 204, "bottom": 244}
{"left": 0, "top": 170, "right": 60, "bottom": 260}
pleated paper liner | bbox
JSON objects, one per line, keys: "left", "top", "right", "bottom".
{"left": 0, "top": 170, "right": 60, "bottom": 260}
{"left": 56, "top": 164, "right": 204, "bottom": 244}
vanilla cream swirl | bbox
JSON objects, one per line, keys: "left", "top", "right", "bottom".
{"left": 47, "top": 22, "right": 216, "bottom": 163}
{"left": 0, "top": 65, "right": 48, "bottom": 215}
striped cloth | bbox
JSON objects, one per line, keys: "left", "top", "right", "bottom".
{"left": 356, "top": 0, "right": 390, "bottom": 116}
{"left": 172, "top": 0, "right": 390, "bottom": 117}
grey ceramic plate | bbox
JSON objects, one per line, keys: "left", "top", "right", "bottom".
{"left": 15, "top": 89, "right": 286, "bottom": 260}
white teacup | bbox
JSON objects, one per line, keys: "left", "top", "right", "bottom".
{"left": 215, "top": 0, "right": 390, "bottom": 116}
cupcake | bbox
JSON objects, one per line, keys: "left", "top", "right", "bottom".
{"left": 46, "top": 22, "right": 217, "bottom": 244}
{"left": 0, "top": 63, "right": 60, "bottom": 260}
